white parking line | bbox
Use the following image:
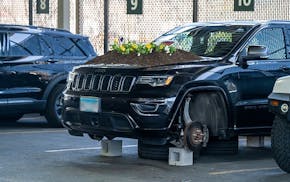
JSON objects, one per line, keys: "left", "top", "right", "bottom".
{"left": 21, "top": 116, "right": 43, "bottom": 119}
{"left": 45, "top": 144, "right": 137, "bottom": 153}
{"left": 0, "top": 130, "right": 65, "bottom": 135}
{"left": 209, "top": 167, "right": 279, "bottom": 175}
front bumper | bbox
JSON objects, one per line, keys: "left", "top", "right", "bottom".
{"left": 268, "top": 92, "right": 290, "bottom": 121}
{"left": 62, "top": 94, "right": 176, "bottom": 139}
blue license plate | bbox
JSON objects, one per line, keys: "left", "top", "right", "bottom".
{"left": 80, "top": 97, "right": 101, "bottom": 113}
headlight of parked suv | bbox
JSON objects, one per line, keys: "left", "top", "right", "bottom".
{"left": 136, "top": 75, "right": 174, "bottom": 87}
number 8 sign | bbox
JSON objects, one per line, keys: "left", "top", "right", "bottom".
{"left": 37, "top": 0, "right": 49, "bottom": 14}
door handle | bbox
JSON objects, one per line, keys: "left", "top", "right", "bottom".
{"left": 47, "top": 59, "right": 58, "bottom": 63}
{"left": 280, "top": 66, "right": 290, "bottom": 71}
{"left": 9, "top": 71, "right": 17, "bottom": 75}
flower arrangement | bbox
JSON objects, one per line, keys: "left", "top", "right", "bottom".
{"left": 111, "top": 38, "right": 176, "bottom": 56}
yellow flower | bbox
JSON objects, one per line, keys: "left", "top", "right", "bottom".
{"left": 159, "top": 44, "right": 165, "bottom": 50}
{"left": 120, "top": 45, "right": 126, "bottom": 52}
{"left": 132, "top": 43, "right": 138, "bottom": 50}
{"left": 114, "top": 38, "right": 118, "bottom": 44}
{"left": 146, "top": 43, "right": 152, "bottom": 49}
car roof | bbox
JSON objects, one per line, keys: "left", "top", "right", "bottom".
{"left": 177, "top": 20, "right": 290, "bottom": 27}
{"left": 0, "top": 24, "right": 87, "bottom": 39}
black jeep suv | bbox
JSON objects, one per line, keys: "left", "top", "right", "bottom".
{"left": 0, "top": 24, "right": 96, "bottom": 126}
{"left": 63, "top": 21, "right": 290, "bottom": 159}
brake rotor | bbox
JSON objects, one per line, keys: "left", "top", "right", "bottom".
{"left": 184, "top": 122, "right": 206, "bottom": 151}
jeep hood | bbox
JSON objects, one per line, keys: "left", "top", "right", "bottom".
{"left": 74, "top": 57, "right": 224, "bottom": 77}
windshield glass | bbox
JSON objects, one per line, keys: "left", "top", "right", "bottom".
{"left": 163, "top": 25, "right": 196, "bottom": 36}
{"left": 172, "top": 25, "right": 253, "bottom": 57}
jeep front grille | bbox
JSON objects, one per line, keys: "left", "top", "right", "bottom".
{"left": 70, "top": 74, "right": 136, "bottom": 93}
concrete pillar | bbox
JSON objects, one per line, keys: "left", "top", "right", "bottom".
{"left": 101, "top": 140, "right": 122, "bottom": 157}
{"left": 247, "top": 136, "right": 264, "bottom": 147}
{"left": 168, "top": 147, "right": 193, "bottom": 166}
{"left": 58, "top": 0, "right": 70, "bottom": 30}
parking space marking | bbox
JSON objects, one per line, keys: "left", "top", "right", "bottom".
{"left": 45, "top": 144, "right": 137, "bottom": 153}
{"left": 209, "top": 167, "right": 279, "bottom": 175}
{"left": 21, "top": 116, "right": 43, "bottom": 119}
{"left": 0, "top": 130, "right": 65, "bottom": 135}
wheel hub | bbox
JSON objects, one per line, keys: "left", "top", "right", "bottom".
{"left": 184, "top": 122, "right": 209, "bottom": 151}
{"left": 190, "top": 127, "right": 204, "bottom": 145}
{"left": 55, "top": 93, "right": 64, "bottom": 119}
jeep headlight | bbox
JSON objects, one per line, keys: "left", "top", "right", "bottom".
{"left": 136, "top": 75, "right": 174, "bottom": 87}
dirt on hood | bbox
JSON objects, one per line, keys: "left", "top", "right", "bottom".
{"left": 86, "top": 49, "right": 200, "bottom": 67}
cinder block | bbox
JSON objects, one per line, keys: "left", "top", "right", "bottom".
{"left": 168, "top": 147, "right": 193, "bottom": 166}
{"left": 247, "top": 136, "right": 264, "bottom": 147}
{"left": 101, "top": 140, "right": 122, "bottom": 157}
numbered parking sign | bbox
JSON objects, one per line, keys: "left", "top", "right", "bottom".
{"left": 37, "top": 0, "right": 49, "bottom": 14}
{"left": 234, "top": 0, "right": 254, "bottom": 11}
{"left": 127, "top": 0, "right": 143, "bottom": 14}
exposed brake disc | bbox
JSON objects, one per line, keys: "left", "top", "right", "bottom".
{"left": 184, "top": 122, "right": 209, "bottom": 151}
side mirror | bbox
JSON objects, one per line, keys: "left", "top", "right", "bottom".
{"left": 239, "top": 45, "right": 269, "bottom": 69}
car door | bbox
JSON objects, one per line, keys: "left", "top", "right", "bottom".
{"left": 234, "top": 26, "right": 290, "bottom": 128}
{"left": 1, "top": 31, "right": 47, "bottom": 101}
{"left": 0, "top": 32, "right": 9, "bottom": 105}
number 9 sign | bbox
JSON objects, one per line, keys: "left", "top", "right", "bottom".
{"left": 127, "top": 0, "right": 143, "bottom": 14}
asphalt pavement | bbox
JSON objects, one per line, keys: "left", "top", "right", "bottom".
{"left": 0, "top": 114, "right": 289, "bottom": 182}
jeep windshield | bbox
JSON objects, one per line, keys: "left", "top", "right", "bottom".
{"left": 171, "top": 25, "right": 254, "bottom": 58}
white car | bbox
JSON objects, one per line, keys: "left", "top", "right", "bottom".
{"left": 268, "top": 76, "right": 290, "bottom": 173}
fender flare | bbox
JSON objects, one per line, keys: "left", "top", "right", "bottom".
{"left": 42, "top": 73, "right": 68, "bottom": 100}
{"left": 168, "top": 84, "right": 232, "bottom": 130}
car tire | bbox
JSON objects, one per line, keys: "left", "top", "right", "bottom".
{"left": 183, "top": 92, "right": 238, "bottom": 155}
{"left": 0, "top": 114, "right": 23, "bottom": 122}
{"left": 138, "top": 140, "right": 170, "bottom": 160}
{"left": 45, "top": 84, "right": 65, "bottom": 127}
{"left": 271, "top": 117, "right": 290, "bottom": 173}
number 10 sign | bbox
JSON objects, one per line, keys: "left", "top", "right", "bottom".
{"left": 127, "top": 0, "right": 143, "bottom": 14}
{"left": 234, "top": 0, "right": 254, "bottom": 11}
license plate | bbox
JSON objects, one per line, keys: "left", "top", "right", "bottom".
{"left": 80, "top": 97, "right": 101, "bottom": 113}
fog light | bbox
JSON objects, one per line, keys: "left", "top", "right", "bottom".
{"left": 270, "top": 100, "right": 279, "bottom": 107}
{"left": 130, "top": 97, "right": 176, "bottom": 116}
{"left": 130, "top": 103, "right": 159, "bottom": 114}
{"left": 281, "top": 103, "right": 289, "bottom": 113}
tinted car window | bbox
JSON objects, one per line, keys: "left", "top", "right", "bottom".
{"left": 42, "top": 35, "right": 86, "bottom": 57}
{"left": 76, "top": 39, "right": 95, "bottom": 56}
{"left": 247, "top": 28, "right": 286, "bottom": 59}
{"left": 9, "top": 33, "right": 41, "bottom": 56}
{"left": 36, "top": 36, "right": 52, "bottom": 56}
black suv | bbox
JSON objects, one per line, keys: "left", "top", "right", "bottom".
{"left": 0, "top": 24, "right": 96, "bottom": 126}
{"left": 63, "top": 21, "right": 290, "bottom": 159}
